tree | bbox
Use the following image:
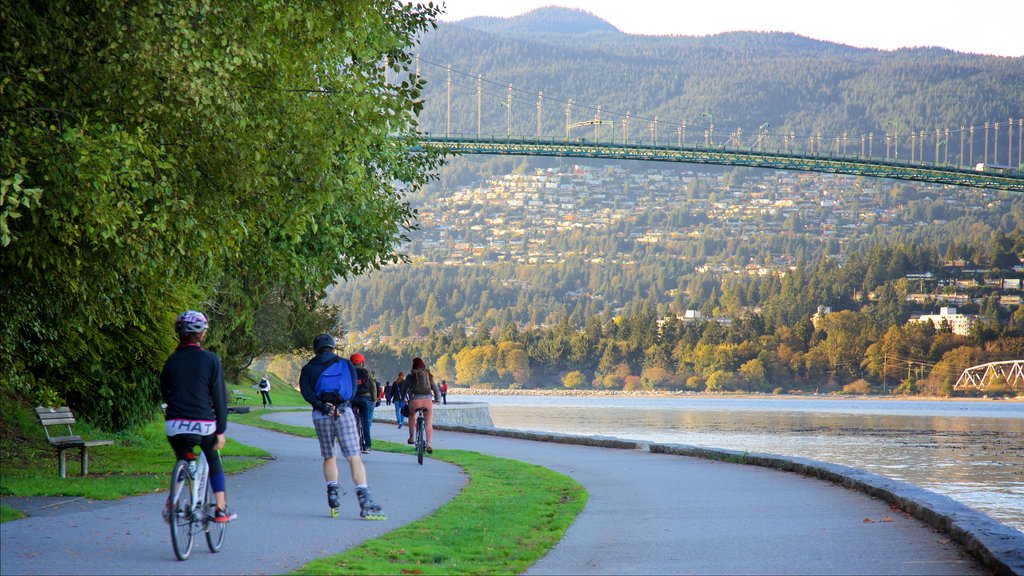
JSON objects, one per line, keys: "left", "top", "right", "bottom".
{"left": 1, "top": 1, "right": 444, "bottom": 429}
{"left": 562, "top": 370, "right": 586, "bottom": 389}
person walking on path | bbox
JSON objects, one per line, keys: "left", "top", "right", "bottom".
{"left": 404, "top": 358, "right": 440, "bottom": 452}
{"left": 388, "top": 372, "right": 407, "bottom": 428}
{"left": 440, "top": 379, "right": 448, "bottom": 404}
{"left": 350, "top": 353, "right": 378, "bottom": 454}
{"left": 257, "top": 374, "right": 273, "bottom": 408}
{"left": 160, "top": 310, "right": 237, "bottom": 523}
{"left": 298, "top": 334, "right": 385, "bottom": 520}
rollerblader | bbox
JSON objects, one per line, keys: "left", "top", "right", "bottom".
{"left": 299, "top": 333, "right": 386, "bottom": 520}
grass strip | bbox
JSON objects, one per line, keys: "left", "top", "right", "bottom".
{"left": 1, "top": 403, "right": 269, "bottom": 502}
{"left": 230, "top": 411, "right": 588, "bottom": 575}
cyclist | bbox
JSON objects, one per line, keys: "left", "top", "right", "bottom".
{"left": 298, "top": 334, "right": 385, "bottom": 520}
{"left": 349, "top": 353, "right": 378, "bottom": 454}
{"left": 403, "top": 357, "right": 440, "bottom": 452}
{"left": 160, "top": 310, "right": 236, "bottom": 523}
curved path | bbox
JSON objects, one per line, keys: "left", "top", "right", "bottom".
{"left": 0, "top": 418, "right": 464, "bottom": 575}
{"left": 1, "top": 409, "right": 995, "bottom": 575}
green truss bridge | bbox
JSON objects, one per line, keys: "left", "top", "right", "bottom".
{"left": 419, "top": 134, "right": 1024, "bottom": 193}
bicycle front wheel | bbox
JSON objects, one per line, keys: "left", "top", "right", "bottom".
{"left": 416, "top": 417, "right": 425, "bottom": 465}
{"left": 169, "top": 460, "right": 195, "bottom": 561}
{"left": 205, "top": 477, "right": 226, "bottom": 552}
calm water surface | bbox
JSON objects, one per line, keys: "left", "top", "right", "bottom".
{"left": 457, "top": 394, "right": 1024, "bottom": 532}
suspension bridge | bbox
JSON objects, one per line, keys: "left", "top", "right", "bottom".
{"left": 411, "top": 58, "right": 1024, "bottom": 191}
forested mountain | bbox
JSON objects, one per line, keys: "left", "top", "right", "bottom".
{"left": 412, "top": 7, "right": 1023, "bottom": 174}
{"left": 313, "top": 8, "right": 1024, "bottom": 396}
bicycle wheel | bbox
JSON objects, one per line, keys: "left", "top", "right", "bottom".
{"left": 205, "top": 475, "right": 227, "bottom": 552}
{"left": 169, "top": 460, "right": 195, "bottom": 561}
{"left": 416, "top": 414, "right": 425, "bottom": 465}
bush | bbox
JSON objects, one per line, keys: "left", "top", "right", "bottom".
{"left": 841, "top": 379, "right": 872, "bottom": 395}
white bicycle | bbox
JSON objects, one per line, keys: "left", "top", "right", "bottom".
{"left": 167, "top": 446, "right": 226, "bottom": 560}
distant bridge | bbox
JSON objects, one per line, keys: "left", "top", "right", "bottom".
{"left": 953, "top": 360, "right": 1024, "bottom": 392}
{"left": 418, "top": 135, "right": 1024, "bottom": 192}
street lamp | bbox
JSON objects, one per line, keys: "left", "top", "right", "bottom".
{"left": 887, "top": 119, "right": 900, "bottom": 160}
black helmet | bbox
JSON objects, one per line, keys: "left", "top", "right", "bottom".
{"left": 313, "top": 333, "right": 336, "bottom": 352}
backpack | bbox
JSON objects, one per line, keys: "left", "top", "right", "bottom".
{"left": 315, "top": 358, "right": 354, "bottom": 404}
{"left": 355, "top": 367, "right": 374, "bottom": 397}
{"left": 411, "top": 369, "right": 432, "bottom": 395}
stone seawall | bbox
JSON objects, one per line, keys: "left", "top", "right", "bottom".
{"left": 373, "top": 401, "right": 494, "bottom": 427}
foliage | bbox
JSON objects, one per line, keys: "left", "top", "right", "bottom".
{"left": 1, "top": 1, "right": 445, "bottom": 429}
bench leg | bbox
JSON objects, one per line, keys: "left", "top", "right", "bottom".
{"left": 58, "top": 447, "right": 67, "bottom": 479}
{"left": 81, "top": 447, "right": 89, "bottom": 476}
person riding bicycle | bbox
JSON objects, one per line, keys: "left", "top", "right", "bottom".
{"left": 349, "top": 353, "right": 378, "bottom": 454}
{"left": 160, "top": 310, "right": 236, "bottom": 523}
{"left": 403, "top": 357, "right": 440, "bottom": 452}
{"left": 298, "top": 333, "right": 385, "bottom": 520}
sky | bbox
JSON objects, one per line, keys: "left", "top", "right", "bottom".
{"left": 436, "top": 0, "right": 1024, "bottom": 58}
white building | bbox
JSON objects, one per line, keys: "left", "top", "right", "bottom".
{"left": 910, "top": 307, "right": 977, "bottom": 336}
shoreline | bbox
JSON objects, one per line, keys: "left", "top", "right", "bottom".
{"left": 446, "top": 387, "right": 1023, "bottom": 402}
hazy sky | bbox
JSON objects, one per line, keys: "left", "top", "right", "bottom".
{"left": 436, "top": 0, "right": 1023, "bottom": 58}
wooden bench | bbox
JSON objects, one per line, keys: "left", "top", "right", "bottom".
{"left": 35, "top": 406, "right": 115, "bottom": 478}
{"left": 232, "top": 390, "right": 248, "bottom": 405}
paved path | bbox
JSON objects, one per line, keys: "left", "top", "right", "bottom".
{"left": 0, "top": 418, "right": 463, "bottom": 575}
{"left": 350, "top": 413, "right": 986, "bottom": 576}
{"left": 2, "top": 410, "right": 990, "bottom": 575}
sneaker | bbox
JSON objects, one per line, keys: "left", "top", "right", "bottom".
{"left": 162, "top": 500, "right": 171, "bottom": 524}
{"left": 361, "top": 448, "right": 370, "bottom": 454}
{"left": 426, "top": 443, "right": 433, "bottom": 454}
{"left": 407, "top": 438, "right": 414, "bottom": 444}
{"left": 213, "top": 506, "right": 237, "bottom": 523}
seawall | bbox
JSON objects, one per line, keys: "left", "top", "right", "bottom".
{"left": 375, "top": 402, "right": 1023, "bottom": 576}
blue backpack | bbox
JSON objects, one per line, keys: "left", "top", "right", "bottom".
{"left": 315, "top": 358, "right": 354, "bottom": 404}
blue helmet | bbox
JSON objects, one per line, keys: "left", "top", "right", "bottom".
{"left": 175, "top": 310, "right": 208, "bottom": 336}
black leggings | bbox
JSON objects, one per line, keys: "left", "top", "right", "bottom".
{"left": 167, "top": 433, "right": 225, "bottom": 493}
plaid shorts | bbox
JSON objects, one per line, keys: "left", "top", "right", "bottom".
{"left": 312, "top": 408, "right": 360, "bottom": 459}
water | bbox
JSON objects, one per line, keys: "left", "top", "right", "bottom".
{"left": 456, "top": 394, "right": 1024, "bottom": 532}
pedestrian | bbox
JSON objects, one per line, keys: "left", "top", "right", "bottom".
{"left": 389, "top": 372, "right": 406, "bottom": 428}
{"left": 350, "top": 353, "right": 378, "bottom": 454}
{"left": 383, "top": 379, "right": 392, "bottom": 406}
{"left": 257, "top": 374, "right": 273, "bottom": 409}
{"left": 404, "top": 357, "right": 440, "bottom": 452}
{"left": 161, "top": 310, "right": 237, "bottom": 523}
{"left": 440, "top": 379, "right": 448, "bottom": 404}
{"left": 298, "top": 333, "right": 385, "bottom": 520}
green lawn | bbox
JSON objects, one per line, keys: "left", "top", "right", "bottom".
{"left": 229, "top": 371, "right": 307, "bottom": 408}
{"left": 0, "top": 402, "right": 268, "bottom": 504}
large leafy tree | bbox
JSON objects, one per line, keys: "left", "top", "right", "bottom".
{"left": 1, "top": 1, "right": 445, "bottom": 429}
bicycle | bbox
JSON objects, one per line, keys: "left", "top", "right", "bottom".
{"left": 413, "top": 407, "right": 428, "bottom": 465}
{"left": 167, "top": 447, "right": 226, "bottom": 561}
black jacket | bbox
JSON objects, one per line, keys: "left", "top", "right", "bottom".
{"left": 161, "top": 345, "right": 228, "bottom": 434}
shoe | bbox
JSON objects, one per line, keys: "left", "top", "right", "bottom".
{"left": 213, "top": 506, "right": 237, "bottom": 523}
{"left": 327, "top": 483, "right": 340, "bottom": 509}
{"left": 407, "top": 438, "right": 414, "bottom": 444}
{"left": 356, "top": 487, "right": 386, "bottom": 521}
{"left": 162, "top": 499, "right": 171, "bottom": 524}
{"left": 361, "top": 448, "right": 370, "bottom": 454}
{"left": 397, "top": 424, "right": 402, "bottom": 429}
{"left": 426, "top": 443, "right": 433, "bottom": 454}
